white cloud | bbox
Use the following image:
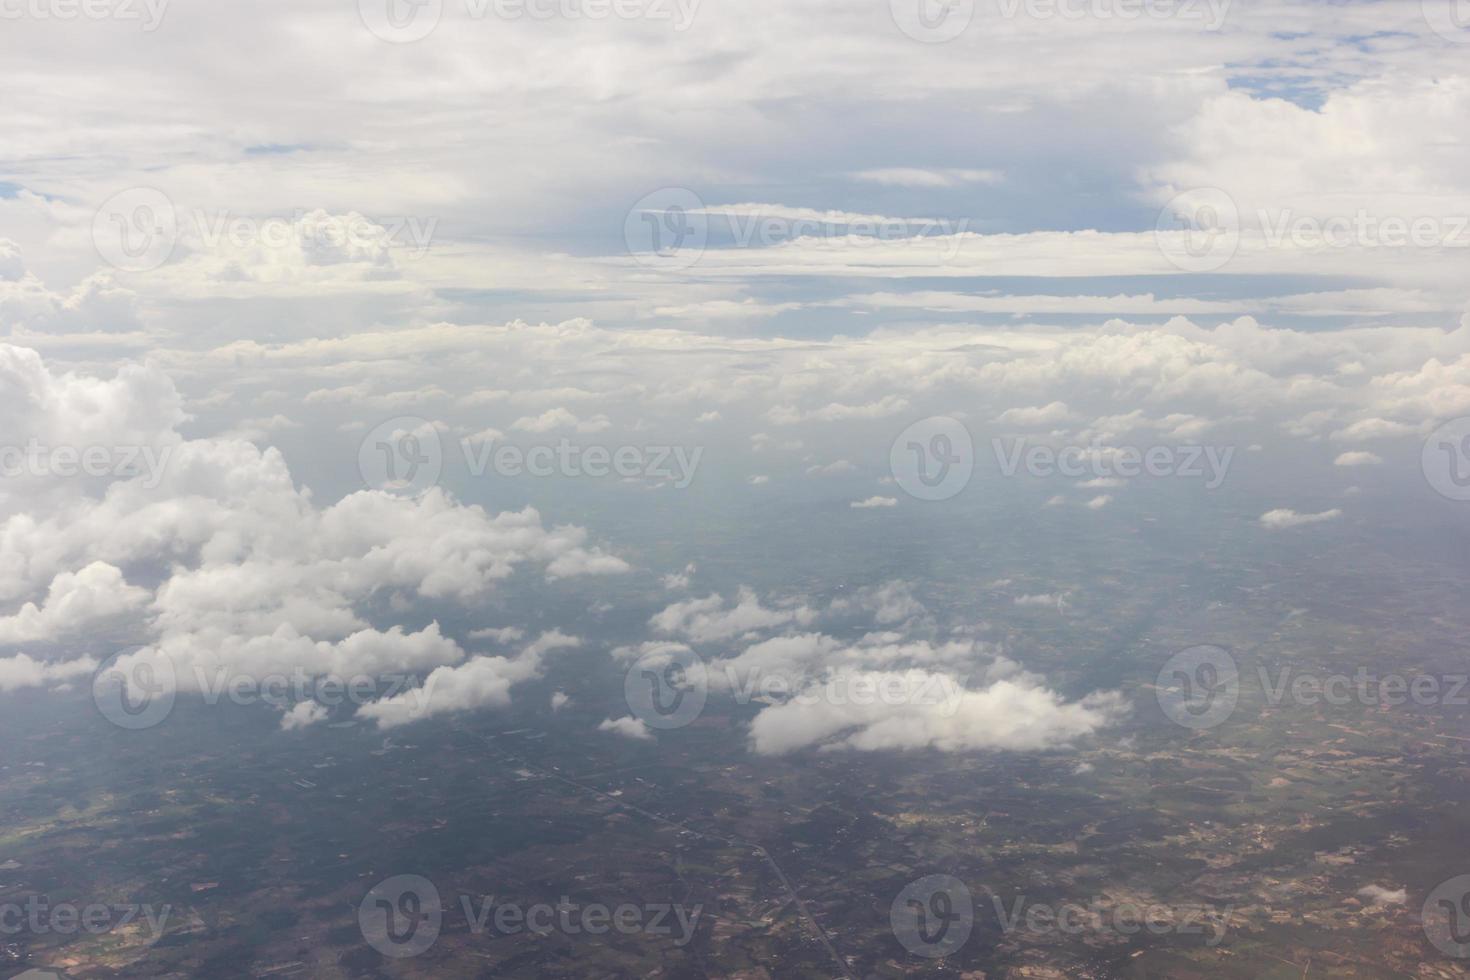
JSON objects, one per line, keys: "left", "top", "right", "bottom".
{"left": 0, "top": 652, "right": 98, "bottom": 693}
{"left": 1259, "top": 508, "right": 1343, "bottom": 529}
{"left": 747, "top": 669, "right": 1126, "bottom": 756}
{"left": 850, "top": 496, "right": 898, "bottom": 509}
{"left": 511, "top": 408, "right": 611, "bottom": 434}
{"left": 358, "top": 631, "right": 580, "bottom": 729}
{"left": 651, "top": 588, "right": 817, "bottom": 645}
{"left": 0, "top": 562, "right": 149, "bottom": 645}
{"left": 598, "top": 715, "right": 653, "bottom": 741}
{"left": 1357, "top": 885, "right": 1407, "bottom": 906}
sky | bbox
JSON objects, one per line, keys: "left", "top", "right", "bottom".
{"left": 2, "top": 0, "right": 1470, "bottom": 753}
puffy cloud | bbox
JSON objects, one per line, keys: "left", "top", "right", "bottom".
{"left": 1357, "top": 885, "right": 1408, "bottom": 906}
{"left": 996, "top": 402, "right": 1075, "bottom": 427}
{"left": 0, "top": 652, "right": 98, "bottom": 693}
{"left": 597, "top": 715, "right": 653, "bottom": 741}
{"left": 1259, "top": 508, "right": 1343, "bottom": 529}
{"left": 650, "top": 588, "right": 817, "bottom": 645}
{"left": 850, "top": 496, "right": 898, "bottom": 509}
{"left": 280, "top": 700, "right": 329, "bottom": 731}
{"left": 1333, "top": 451, "right": 1383, "bottom": 467}
{"left": 746, "top": 669, "right": 1126, "bottom": 756}
{"left": 511, "top": 408, "right": 611, "bottom": 434}
{"left": 0, "top": 345, "right": 627, "bottom": 722}
{"left": 357, "top": 632, "right": 579, "bottom": 729}
{"left": 0, "top": 562, "right": 149, "bottom": 645}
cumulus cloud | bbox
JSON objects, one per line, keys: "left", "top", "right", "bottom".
{"left": 650, "top": 588, "right": 818, "bottom": 645}
{"left": 0, "top": 345, "right": 626, "bottom": 724}
{"left": 1356, "top": 885, "right": 1408, "bottom": 906}
{"left": 746, "top": 669, "right": 1126, "bottom": 756}
{"left": 357, "top": 631, "right": 580, "bottom": 729}
{"left": 1259, "top": 508, "right": 1344, "bottom": 529}
{"left": 0, "top": 562, "right": 149, "bottom": 645}
{"left": 0, "top": 652, "right": 98, "bottom": 693}
{"left": 850, "top": 496, "right": 898, "bottom": 509}
{"left": 511, "top": 408, "right": 611, "bottom": 433}
{"left": 1333, "top": 450, "right": 1383, "bottom": 466}
{"left": 597, "top": 715, "right": 653, "bottom": 740}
